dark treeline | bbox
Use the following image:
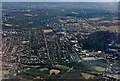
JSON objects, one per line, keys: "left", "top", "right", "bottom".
{"left": 78, "top": 31, "right": 118, "bottom": 51}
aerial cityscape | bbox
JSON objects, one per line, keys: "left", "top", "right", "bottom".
{"left": 1, "top": 2, "right": 120, "bottom": 80}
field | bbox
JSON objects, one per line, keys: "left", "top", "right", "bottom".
{"left": 82, "top": 57, "right": 96, "bottom": 61}
{"left": 2, "top": 70, "right": 9, "bottom": 79}
{"left": 43, "top": 29, "right": 53, "bottom": 33}
{"left": 24, "top": 14, "right": 33, "bottom": 17}
{"left": 106, "top": 75, "right": 120, "bottom": 79}
{"left": 99, "top": 26, "right": 118, "bottom": 32}
{"left": 98, "top": 20, "right": 111, "bottom": 23}
{"left": 112, "top": 75, "right": 120, "bottom": 79}
{"left": 39, "top": 68, "right": 48, "bottom": 71}
{"left": 55, "top": 65, "right": 69, "bottom": 69}
{"left": 5, "top": 24, "right": 12, "bottom": 26}
{"left": 49, "top": 69, "right": 60, "bottom": 75}
{"left": 89, "top": 18, "right": 100, "bottom": 21}
{"left": 95, "top": 66, "right": 106, "bottom": 71}
{"left": 81, "top": 73, "right": 95, "bottom": 79}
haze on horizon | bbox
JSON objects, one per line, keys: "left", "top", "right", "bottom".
{"left": 1, "top": 0, "right": 119, "bottom": 2}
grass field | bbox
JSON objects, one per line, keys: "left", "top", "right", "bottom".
{"left": 24, "top": 14, "right": 33, "bottom": 16}
{"left": 99, "top": 26, "right": 118, "bottom": 32}
{"left": 95, "top": 66, "right": 106, "bottom": 71}
{"left": 39, "top": 68, "right": 48, "bottom": 71}
{"left": 2, "top": 70, "right": 9, "bottom": 76}
{"left": 81, "top": 73, "right": 95, "bottom": 79}
{"left": 89, "top": 18, "right": 100, "bottom": 21}
{"left": 112, "top": 75, "right": 120, "bottom": 79}
{"left": 43, "top": 29, "right": 53, "bottom": 33}
{"left": 49, "top": 69, "right": 60, "bottom": 76}
{"left": 98, "top": 20, "right": 111, "bottom": 23}
{"left": 20, "top": 79, "right": 33, "bottom": 81}
{"left": 5, "top": 24, "right": 12, "bottom": 26}
{"left": 72, "top": 12, "right": 78, "bottom": 14}
{"left": 106, "top": 74, "right": 120, "bottom": 79}
{"left": 55, "top": 65, "right": 69, "bottom": 69}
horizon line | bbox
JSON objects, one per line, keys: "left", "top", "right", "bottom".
{"left": 1, "top": 1, "right": 119, "bottom": 2}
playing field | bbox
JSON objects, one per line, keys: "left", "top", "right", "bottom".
{"left": 43, "top": 29, "right": 53, "bottom": 33}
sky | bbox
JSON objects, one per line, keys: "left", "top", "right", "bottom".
{"left": 1, "top": 0, "right": 120, "bottom": 2}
